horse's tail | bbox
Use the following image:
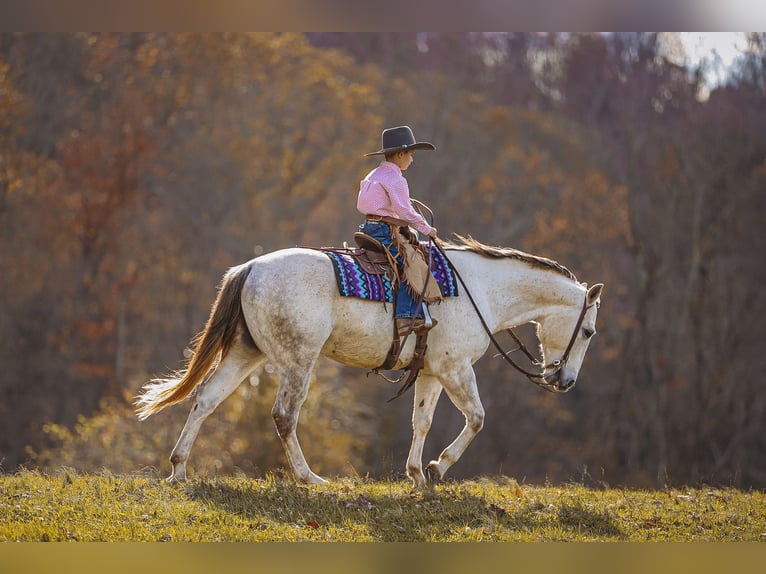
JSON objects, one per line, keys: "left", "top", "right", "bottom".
{"left": 135, "top": 262, "right": 254, "bottom": 420}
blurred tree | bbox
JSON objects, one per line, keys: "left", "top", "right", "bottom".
{"left": 0, "top": 52, "right": 65, "bottom": 465}
{"left": 3, "top": 33, "right": 765, "bottom": 488}
{"left": 0, "top": 33, "right": 388, "bottom": 476}
{"left": 554, "top": 32, "right": 766, "bottom": 486}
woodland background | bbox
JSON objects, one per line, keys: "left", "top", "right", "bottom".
{"left": 1, "top": 33, "right": 764, "bottom": 488}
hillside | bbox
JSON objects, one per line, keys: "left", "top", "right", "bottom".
{"left": 2, "top": 470, "right": 764, "bottom": 542}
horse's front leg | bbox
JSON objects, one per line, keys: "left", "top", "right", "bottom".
{"left": 406, "top": 374, "right": 443, "bottom": 488}
{"left": 425, "top": 364, "right": 484, "bottom": 482}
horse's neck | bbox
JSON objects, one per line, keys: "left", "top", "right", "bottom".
{"left": 457, "top": 253, "right": 583, "bottom": 331}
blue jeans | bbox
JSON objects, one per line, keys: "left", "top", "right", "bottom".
{"left": 358, "top": 221, "right": 422, "bottom": 320}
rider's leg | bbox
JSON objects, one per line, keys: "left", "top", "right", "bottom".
{"left": 359, "top": 222, "right": 430, "bottom": 335}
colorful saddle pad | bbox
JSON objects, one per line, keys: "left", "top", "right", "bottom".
{"left": 325, "top": 244, "right": 459, "bottom": 302}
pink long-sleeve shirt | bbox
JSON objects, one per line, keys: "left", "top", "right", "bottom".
{"left": 356, "top": 161, "right": 433, "bottom": 236}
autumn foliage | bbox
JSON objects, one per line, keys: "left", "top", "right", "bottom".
{"left": 2, "top": 33, "right": 765, "bottom": 487}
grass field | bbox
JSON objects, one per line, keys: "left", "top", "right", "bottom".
{"left": 2, "top": 469, "right": 765, "bottom": 542}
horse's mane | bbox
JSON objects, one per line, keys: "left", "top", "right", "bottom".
{"left": 440, "top": 234, "right": 578, "bottom": 281}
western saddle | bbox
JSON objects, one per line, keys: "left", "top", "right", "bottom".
{"left": 349, "top": 231, "right": 437, "bottom": 399}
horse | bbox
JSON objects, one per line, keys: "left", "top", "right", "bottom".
{"left": 135, "top": 236, "right": 603, "bottom": 488}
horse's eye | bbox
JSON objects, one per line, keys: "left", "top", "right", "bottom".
{"left": 583, "top": 327, "right": 596, "bottom": 339}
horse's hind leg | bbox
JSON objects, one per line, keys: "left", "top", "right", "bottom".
{"left": 271, "top": 355, "right": 326, "bottom": 485}
{"left": 424, "top": 363, "right": 485, "bottom": 482}
{"left": 168, "top": 341, "right": 263, "bottom": 481}
{"left": 406, "top": 374, "right": 443, "bottom": 488}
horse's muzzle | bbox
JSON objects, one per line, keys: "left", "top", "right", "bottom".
{"left": 542, "top": 371, "right": 575, "bottom": 393}
{"left": 557, "top": 378, "right": 576, "bottom": 392}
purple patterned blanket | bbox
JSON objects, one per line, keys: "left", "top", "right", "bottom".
{"left": 325, "top": 244, "right": 459, "bottom": 303}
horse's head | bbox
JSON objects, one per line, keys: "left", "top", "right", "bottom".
{"left": 534, "top": 282, "right": 603, "bottom": 393}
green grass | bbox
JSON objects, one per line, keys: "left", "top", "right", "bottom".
{"left": 1, "top": 469, "right": 765, "bottom": 542}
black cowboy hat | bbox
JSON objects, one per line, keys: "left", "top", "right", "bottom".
{"left": 364, "top": 125, "right": 436, "bottom": 157}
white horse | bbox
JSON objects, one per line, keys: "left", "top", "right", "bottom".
{"left": 136, "top": 236, "right": 603, "bottom": 488}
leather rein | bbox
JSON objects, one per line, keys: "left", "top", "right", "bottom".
{"left": 412, "top": 200, "right": 592, "bottom": 393}
{"left": 433, "top": 239, "right": 591, "bottom": 393}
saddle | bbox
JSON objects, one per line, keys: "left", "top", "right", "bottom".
{"left": 330, "top": 232, "right": 435, "bottom": 399}
{"left": 350, "top": 233, "right": 399, "bottom": 281}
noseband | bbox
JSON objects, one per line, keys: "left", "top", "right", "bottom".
{"left": 495, "top": 294, "right": 592, "bottom": 392}
{"left": 433, "top": 242, "right": 593, "bottom": 393}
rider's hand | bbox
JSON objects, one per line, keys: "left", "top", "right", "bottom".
{"left": 428, "top": 228, "right": 438, "bottom": 240}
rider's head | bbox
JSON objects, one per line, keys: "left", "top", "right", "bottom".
{"left": 385, "top": 149, "right": 415, "bottom": 171}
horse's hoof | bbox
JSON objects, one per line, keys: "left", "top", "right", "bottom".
{"left": 425, "top": 461, "right": 443, "bottom": 482}
{"left": 408, "top": 474, "right": 427, "bottom": 489}
{"left": 167, "top": 468, "right": 187, "bottom": 483}
{"left": 303, "top": 473, "right": 329, "bottom": 486}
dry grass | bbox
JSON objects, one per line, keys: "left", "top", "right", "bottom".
{"left": 1, "top": 468, "right": 765, "bottom": 542}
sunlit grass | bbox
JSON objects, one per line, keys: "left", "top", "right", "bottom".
{"left": 1, "top": 469, "right": 764, "bottom": 541}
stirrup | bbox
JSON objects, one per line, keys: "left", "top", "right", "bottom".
{"left": 396, "top": 317, "right": 422, "bottom": 337}
{"left": 396, "top": 317, "right": 438, "bottom": 337}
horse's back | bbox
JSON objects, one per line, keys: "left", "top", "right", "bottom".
{"left": 241, "top": 247, "right": 397, "bottom": 368}
{"left": 247, "top": 247, "right": 336, "bottom": 290}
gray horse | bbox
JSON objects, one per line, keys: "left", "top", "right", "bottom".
{"left": 136, "top": 237, "right": 603, "bottom": 487}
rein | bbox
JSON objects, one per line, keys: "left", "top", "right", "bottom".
{"left": 413, "top": 198, "right": 588, "bottom": 392}
{"left": 431, "top": 240, "right": 590, "bottom": 393}
{"left": 377, "top": 199, "right": 590, "bottom": 394}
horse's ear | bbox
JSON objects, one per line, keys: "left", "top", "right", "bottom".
{"left": 587, "top": 283, "right": 604, "bottom": 306}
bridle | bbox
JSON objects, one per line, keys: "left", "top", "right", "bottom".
{"left": 492, "top": 291, "right": 593, "bottom": 392}
{"left": 433, "top": 241, "right": 594, "bottom": 393}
